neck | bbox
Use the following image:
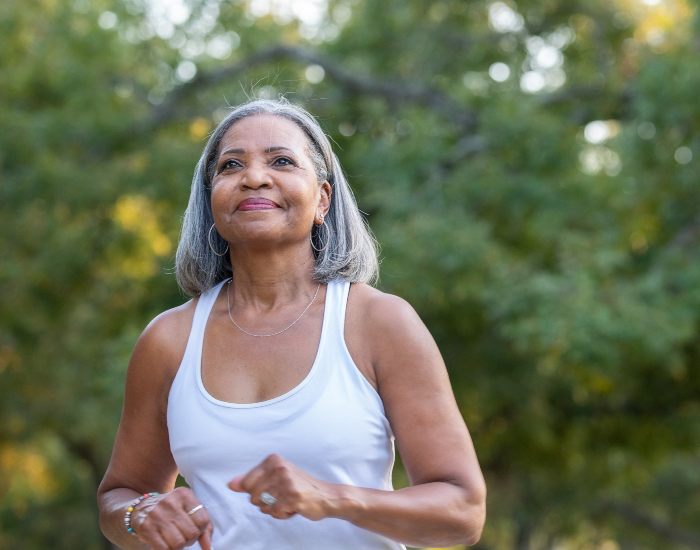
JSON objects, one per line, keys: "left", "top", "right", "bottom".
{"left": 227, "top": 243, "right": 318, "bottom": 309}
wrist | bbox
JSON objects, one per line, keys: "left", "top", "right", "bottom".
{"left": 123, "top": 492, "right": 160, "bottom": 536}
{"left": 325, "top": 484, "right": 366, "bottom": 522}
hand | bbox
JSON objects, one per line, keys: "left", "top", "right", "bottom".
{"left": 132, "top": 487, "right": 213, "bottom": 550}
{"left": 228, "top": 454, "right": 336, "bottom": 521}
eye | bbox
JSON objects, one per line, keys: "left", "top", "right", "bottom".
{"left": 218, "top": 158, "right": 242, "bottom": 173}
{"left": 272, "top": 156, "right": 295, "bottom": 167}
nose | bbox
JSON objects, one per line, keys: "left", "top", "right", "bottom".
{"left": 241, "top": 161, "right": 273, "bottom": 189}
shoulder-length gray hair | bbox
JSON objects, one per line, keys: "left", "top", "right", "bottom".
{"left": 175, "top": 98, "right": 379, "bottom": 297}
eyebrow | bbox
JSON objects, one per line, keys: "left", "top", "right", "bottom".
{"left": 219, "top": 146, "right": 296, "bottom": 156}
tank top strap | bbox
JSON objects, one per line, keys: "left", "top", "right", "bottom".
{"left": 180, "top": 278, "right": 228, "bottom": 369}
{"left": 322, "top": 279, "right": 350, "bottom": 344}
{"left": 321, "top": 279, "right": 387, "bottom": 412}
{"left": 194, "top": 279, "right": 228, "bottom": 335}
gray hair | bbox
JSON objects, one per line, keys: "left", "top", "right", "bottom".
{"left": 175, "top": 98, "right": 379, "bottom": 297}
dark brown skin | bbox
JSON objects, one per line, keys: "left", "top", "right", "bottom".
{"left": 97, "top": 114, "right": 486, "bottom": 549}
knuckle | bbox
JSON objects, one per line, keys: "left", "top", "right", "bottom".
{"left": 139, "top": 518, "right": 155, "bottom": 532}
{"left": 165, "top": 532, "right": 187, "bottom": 549}
{"left": 138, "top": 517, "right": 157, "bottom": 535}
{"left": 184, "top": 525, "right": 200, "bottom": 539}
{"left": 147, "top": 507, "right": 166, "bottom": 521}
{"left": 267, "top": 453, "right": 283, "bottom": 465}
{"left": 272, "top": 463, "right": 289, "bottom": 476}
{"left": 172, "top": 486, "right": 191, "bottom": 499}
{"left": 153, "top": 501, "right": 172, "bottom": 514}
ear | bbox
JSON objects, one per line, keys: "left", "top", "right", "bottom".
{"left": 316, "top": 180, "right": 332, "bottom": 223}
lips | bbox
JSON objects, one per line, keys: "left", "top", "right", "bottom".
{"left": 236, "top": 198, "right": 279, "bottom": 211}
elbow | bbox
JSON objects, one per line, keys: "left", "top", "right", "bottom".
{"left": 433, "top": 485, "right": 486, "bottom": 548}
{"left": 461, "top": 480, "right": 487, "bottom": 546}
{"left": 95, "top": 492, "right": 111, "bottom": 541}
{"left": 464, "top": 521, "right": 485, "bottom": 546}
{"left": 424, "top": 479, "right": 487, "bottom": 547}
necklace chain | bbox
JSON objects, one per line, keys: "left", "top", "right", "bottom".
{"left": 226, "top": 278, "right": 321, "bottom": 338}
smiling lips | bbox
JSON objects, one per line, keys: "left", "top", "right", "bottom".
{"left": 237, "top": 198, "right": 279, "bottom": 211}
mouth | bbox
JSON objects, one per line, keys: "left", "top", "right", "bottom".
{"left": 236, "top": 198, "right": 280, "bottom": 211}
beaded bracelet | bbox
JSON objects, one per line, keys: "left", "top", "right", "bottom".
{"left": 124, "top": 492, "right": 160, "bottom": 535}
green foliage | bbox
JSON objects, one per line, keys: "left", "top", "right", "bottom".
{"left": 1, "top": 0, "right": 699, "bottom": 548}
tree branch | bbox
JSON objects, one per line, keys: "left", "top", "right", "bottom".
{"left": 146, "top": 44, "right": 477, "bottom": 132}
{"left": 602, "top": 500, "right": 700, "bottom": 549}
{"left": 668, "top": 212, "right": 700, "bottom": 250}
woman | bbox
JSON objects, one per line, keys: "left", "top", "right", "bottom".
{"left": 97, "top": 98, "right": 486, "bottom": 549}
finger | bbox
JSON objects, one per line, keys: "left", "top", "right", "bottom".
{"left": 258, "top": 499, "right": 297, "bottom": 520}
{"left": 146, "top": 503, "right": 204, "bottom": 549}
{"left": 255, "top": 482, "right": 294, "bottom": 510}
{"left": 229, "top": 465, "right": 268, "bottom": 494}
{"left": 257, "top": 495, "right": 285, "bottom": 518}
{"left": 269, "top": 508, "right": 297, "bottom": 520}
{"left": 198, "top": 523, "right": 214, "bottom": 550}
{"left": 180, "top": 516, "right": 206, "bottom": 547}
{"left": 140, "top": 534, "right": 169, "bottom": 550}
{"left": 230, "top": 453, "right": 289, "bottom": 493}
{"left": 174, "top": 500, "right": 211, "bottom": 544}
{"left": 185, "top": 502, "right": 205, "bottom": 517}
{"left": 157, "top": 522, "right": 190, "bottom": 550}
{"left": 188, "top": 507, "right": 214, "bottom": 545}
{"left": 253, "top": 486, "right": 298, "bottom": 519}
{"left": 188, "top": 504, "right": 212, "bottom": 525}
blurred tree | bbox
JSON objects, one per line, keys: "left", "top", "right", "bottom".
{"left": 1, "top": 0, "right": 699, "bottom": 548}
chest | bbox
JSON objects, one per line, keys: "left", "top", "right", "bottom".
{"left": 200, "top": 305, "right": 324, "bottom": 404}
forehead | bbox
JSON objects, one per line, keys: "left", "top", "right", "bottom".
{"left": 219, "top": 114, "right": 310, "bottom": 153}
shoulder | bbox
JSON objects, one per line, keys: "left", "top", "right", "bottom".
{"left": 347, "top": 283, "right": 426, "bottom": 340}
{"left": 141, "top": 299, "right": 197, "bottom": 348}
{"left": 128, "top": 298, "right": 198, "bottom": 389}
{"left": 346, "top": 283, "right": 438, "bottom": 383}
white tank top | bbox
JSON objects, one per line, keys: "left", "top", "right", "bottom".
{"left": 167, "top": 279, "right": 406, "bottom": 549}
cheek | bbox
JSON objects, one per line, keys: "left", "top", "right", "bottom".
{"left": 284, "top": 181, "right": 317, "bottom": 207}
{"left": 209, "top": 185, "right": 233, "bottom": 220}
{"left": 299, "top": 191, "right": 321, "bottom": 221}
{"left": 210, "top": 187, "right": 222, "bottom": 210}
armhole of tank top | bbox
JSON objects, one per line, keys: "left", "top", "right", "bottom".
{"left": 338, "top": 282, "right": 387, "bottom": 414}
{"left": 170, "top": 281, "right": 226, "bottom": 396}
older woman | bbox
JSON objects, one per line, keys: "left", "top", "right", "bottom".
{"left": 97, "top": 98, "right": 486, "bottom": 549}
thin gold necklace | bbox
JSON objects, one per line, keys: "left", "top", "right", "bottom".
{"left": 226, "top": 278, "right": 321, "bottom": 337}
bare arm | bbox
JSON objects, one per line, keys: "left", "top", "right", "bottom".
{"left": 333, "top": 289, "right": 486, "bottom": 546}
{"left": 230, "top": 287, "right": 486, "bottom": 547}
{"left": 97, "top": 304, "right": 213, "bottom": 550}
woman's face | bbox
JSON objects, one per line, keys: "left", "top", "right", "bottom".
{"left": 210, "top": 114, "right": 330, "bottom": 249}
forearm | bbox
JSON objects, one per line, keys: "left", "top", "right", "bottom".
{"left": 328, "top": 481, "right": 486, "bottom": 548}
{"left": 98, "top": 488, "right": 151, "bottom": 550}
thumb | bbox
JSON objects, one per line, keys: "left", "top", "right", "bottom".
{"left": 228, "top": 475, "right": 245, "bottom": 492}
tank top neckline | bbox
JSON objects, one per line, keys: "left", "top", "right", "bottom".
{"left": 194, "top": 278, "right": 335, "bottom": 409}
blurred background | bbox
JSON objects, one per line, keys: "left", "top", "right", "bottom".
{"left": 1, "top": 0, "right": 699, "bottom": 548}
